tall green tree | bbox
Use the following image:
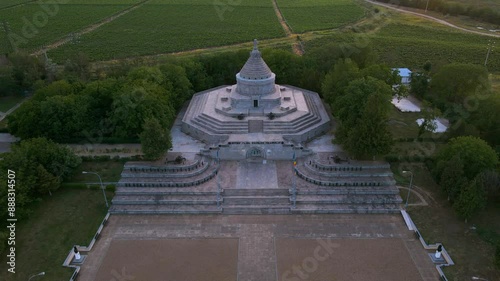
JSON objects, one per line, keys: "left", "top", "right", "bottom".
{"left": 430, "top": 63, "right": 490, "bottom": 104}
{"left": 322, "top": 58, "right": 360, "bottom": 106}
{"left": 140, "top": 118, "right": 172, "bottom": 160}
{"left": 160, "top": 63, "right": 194, "bottom": 110}
{"left": 0, "top": 137, "right": 81, "bottom": 218}
{"left": 435, "top": 136, "right": 498, "bottom": 180}
{"left": 439, "top": 155, "right": 468, "bottom": 202}
{"left": 334, "top": 77, "right": 393, "bottom": 158}
{"left": 453, "top": 177, "right": 486, "bottom": 222}
{"left": 110, "top": 83, "right": 175, "bottom": 139}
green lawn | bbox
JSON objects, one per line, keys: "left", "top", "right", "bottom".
{"left": 391, "top": 162, "right": 500, "bottom": 280}
{"left": 49, "top": 0, "right": 285, "bottom": 62}
{"left": 67, "top": 160, "right": 125, "bottom": 183}
{"left": 0, "top": 187, "right": 113, "bottom": 281}
{"left": 0, "top": 0, "right": 142, "bottom": 53}
{"left": 0, "top": 95, "right": 24, "bottom": 112}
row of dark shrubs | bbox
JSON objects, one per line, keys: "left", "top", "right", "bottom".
{"left": 61, "top": 182, "right": 117, "bottom": 192}
{"left": 80, "top": 155, "right": 142, "bottom": 162}
{"left": 384, "top": 154, "right": 433, "bottom": 163}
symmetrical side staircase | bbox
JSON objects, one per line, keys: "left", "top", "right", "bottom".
{"left": 110, "top": 155, "right": 402, "bottom": 215}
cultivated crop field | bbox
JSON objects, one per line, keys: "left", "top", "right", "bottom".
{"left": 49, "top": 0, "right": 284, "bottom": 62}
{"left": 371, "top": 19, "right": 500, "bottom": 72}
{"left": 0, "top": 0, "right": 25, "bottom": 9}
{"left": 0, "top": 0, "right": 142, "bottom": 53}
{"left": 277, "top": 0, "right": 364, "bottom": 33}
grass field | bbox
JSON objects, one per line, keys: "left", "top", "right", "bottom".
{"left": 0, "top": 187, "right": 112, "bottom": 281}
{"left": 0, "top": 95, "right": 24, "bottom": 112}
{"left": 391, "top": 162, "right": 500, "bottom": 281}
{"left": 371, "top": 14, "right": 500, "bottom": 72}
{"left": 277, "top": 0, "right": 365, "bottom": 33}
{"left": 0, "top": 0, "right": 26, "bottom": 9}
{"left": 67, "top": 160, "right": 125, "bottom": 183}
{"left": 0, "top": 0, "right": 142, "bottom": 53}
{"left": 49, "top": 0, "right": 284, "bottom": 62}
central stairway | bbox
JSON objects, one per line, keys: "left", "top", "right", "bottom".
{"left": 221, "top": 188, "right": 290, "bottom": 214}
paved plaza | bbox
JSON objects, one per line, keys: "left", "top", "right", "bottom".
{"left": 78, "top": 214, "right": 439, "bottom": 281}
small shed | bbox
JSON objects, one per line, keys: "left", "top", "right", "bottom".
{"left": 393, "top": 68, "right": 412, "bottom": 85}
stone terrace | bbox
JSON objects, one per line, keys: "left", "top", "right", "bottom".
{"left": 111, "top": 155, "right": 223, "bottom": 215}
{"left": 277, "top": 153, "right": 402, "bottom": 214}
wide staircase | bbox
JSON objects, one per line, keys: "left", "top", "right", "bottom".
{"left": 110, "top": 155, "right": 222, "bottom": 215}
{"left": 221, "top": 188, "right": 290, "bottom": 214}
{"left": 291, "top": 156, "right": 402, "bottom": 214}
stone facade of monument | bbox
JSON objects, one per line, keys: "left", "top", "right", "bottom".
{"left": 181, "top": 40, "right": 330, "bottom": 160}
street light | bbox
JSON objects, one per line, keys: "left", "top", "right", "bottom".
{"left": 28, "top": 272, "right": 45, "bottom": 280}
{"left": 82, "top": 171, "right": 109, "bottom": 208}
{"left": 402, "top": 170, "right": 413, "bottom": 209}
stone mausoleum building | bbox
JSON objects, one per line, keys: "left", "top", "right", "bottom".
{"left": 111, "top": 40, "right": 402, "bottom": 216}
{"left": 181, "top": 40, "right": 330, "bottom": 160}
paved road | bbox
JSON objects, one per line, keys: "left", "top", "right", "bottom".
{"left": 365, "top": 0, "right": 500, "bottom": 38}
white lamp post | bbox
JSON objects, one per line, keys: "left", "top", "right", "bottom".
{"left": 82, "top": 171, "right": 109, "bottom": 208}
{"left": 402, "top": 170, "right": 413, "bottom": 209}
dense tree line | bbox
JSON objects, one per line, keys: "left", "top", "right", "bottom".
{"left": 322, "top": 58, "right": 400, "bottom": 158}
{"left": 375, "top": 0, "right": 500, "bottom": 25}
{"left": 410, "top": 62, "right": 499, "bottom": 150}
{"left": 431, "top": 136, "right": 499, "bottom": 220}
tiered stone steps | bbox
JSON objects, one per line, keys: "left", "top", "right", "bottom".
{"left": 291, "top": 157, "right": 402, "bottom": 214}
{"left": 110, "top": 156, "right": 222, "bottom": 215}
{"left": 222, "top": 188, "right": 291, "bottom": 214}
{"left": 263, "top": 92, "right": 321, "bottom": 134}
{"left": 184, "top": 92, "right": 249, "bottom": 134}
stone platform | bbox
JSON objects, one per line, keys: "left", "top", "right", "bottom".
{"left": 111, "top": 155, "right": 402, "bottom": 215}
{"left": 76, "top": 214, "right": 440, "bottom": 281}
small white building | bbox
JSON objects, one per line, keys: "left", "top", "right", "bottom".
{"left": 393, "top": 68, "right": 412, "bottom": 85}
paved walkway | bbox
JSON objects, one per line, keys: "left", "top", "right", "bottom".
{"left": 236, "top": 161, "right": 279, "bottom": 189}
{"left": 77, "top": 214, "right": 440, "bottom": 281}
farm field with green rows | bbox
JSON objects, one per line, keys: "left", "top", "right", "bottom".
{"left": 0, "top": 0, "right": 24, "bottom": 9}
{"left": 304, "top": 13, "right": 500, "bottom": 72}
{"left": 0, "top": 0, "right": 143, "bottom": 53}
{"left": 49, "top": 0, "right": 285, "bottom": 62}
{"left": 277, "top": 0, "right": 365, "bottom": 33}
{"left": 371, "top": 18, "right": 500, "bottom": 72}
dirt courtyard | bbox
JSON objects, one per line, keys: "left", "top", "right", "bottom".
{"left": 94, "top": 239, "right": 238, "bottom": 281}
{"left": 79, "top": 215, "right": 439, "bottom": 281}
{"left": 276, "top": 238, "right": 422, "bottom": 281}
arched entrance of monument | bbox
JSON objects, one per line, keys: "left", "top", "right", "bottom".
{"left": 246, "top": 147, "right": 264, "bottom": 160}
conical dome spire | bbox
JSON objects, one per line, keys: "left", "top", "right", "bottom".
{"left": 236, "top": 39, "right": 276, "bottom": 96}
{"left": 239, "top": 39, "right": 273, "bottom": 80}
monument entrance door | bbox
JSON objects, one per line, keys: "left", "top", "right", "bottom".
{"left": 246, "top": 147, "right": 264, "bottom": 159}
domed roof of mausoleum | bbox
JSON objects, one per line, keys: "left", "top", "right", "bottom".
{"left": 239, "top": 39, "right": 273, "bottom": 80}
